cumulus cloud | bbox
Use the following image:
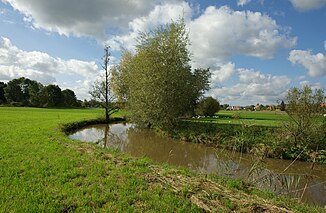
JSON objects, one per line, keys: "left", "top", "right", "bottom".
{"left": 1, "top": 0, "right": 174, "bottom": 39}
{"left": 237, "top": 0, "right": 251, "bottom": 6}
{"left": 290, "top": 0, "right": 326, "bottom": 11}
{"left": 210, "top": 62, "right": 235, "bottom": 87}
{"left": 0, "top": 37, "right": 100, "bottom": 99}
{"left": 208, "top": 68, "right": 291, "bottom": 105}
{"left": 107, "top": 1, "right": 193, "bottom": 51}
{"left": 299, "top": 80, "right": 323, "bottom": 90}
{"left": 324, "top": 40, "right": 326, "bottom": 50}
{"left": 288, "top": 49, "right": 326, "bottom": 77}
{"left": 189, "top": 6, "right": 296, "bottom": 68}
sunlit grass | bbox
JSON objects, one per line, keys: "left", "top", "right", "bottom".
{"left": 0, "top": 107, "right": 198, "bottom": 212}
{"left": 191, "top": 110, "right": 289, "bottom": 127}
{"left": 0, "top": 107, "right": 322, "bottom": 212}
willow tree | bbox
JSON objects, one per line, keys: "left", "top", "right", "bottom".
{"left": 115, "top": 21, "right": 210, "bottom": 130}
{"left": 285, "top": 85, "right": 326, "bottom": 149}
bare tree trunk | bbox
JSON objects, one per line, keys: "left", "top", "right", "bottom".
{"left": 104, "top": 45, "right": 110, "bottom": 123}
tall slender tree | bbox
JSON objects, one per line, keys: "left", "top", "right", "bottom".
{"left": 90, "top": 45, "right": 118, "bottom": 122}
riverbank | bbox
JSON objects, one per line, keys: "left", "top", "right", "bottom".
{"left": 168, "top": 110, "right": 326, "bottom": 164}
{"left": 0, "top": 107, "right": 324, "bottom": 212}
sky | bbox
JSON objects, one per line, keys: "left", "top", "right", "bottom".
{"left": 0, "top": 0, "right": 325, "bottom": 106}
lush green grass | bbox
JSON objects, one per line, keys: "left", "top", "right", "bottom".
{"left": 174, "top": 110, "right": 326, "bottom": 163}
{"left": 192, "top": 110, "right": 289, "bottom": 127}
{"left": 0, "top": 107, "right": 199, "bottom": 212}
{"left": 0, "top": 107, "right": 322, "bottom": 212}
{"left": 218, "top": 110, "right": 289, "bottom": 121}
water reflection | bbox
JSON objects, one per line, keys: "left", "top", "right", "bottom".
{"left": 69, "top": 123, "right": 326, "bottom": 206}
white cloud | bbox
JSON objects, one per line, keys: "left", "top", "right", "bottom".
{"left": 288, "top": 49, "right": 326, "bottom": 77}
{"left": 107, "top": 1, "right": 193, "bottom": 51}
{"left": 189, "top": 6, "right": 296, "bottom": 68}
{"left": 0, "top": 65, "right": 56, "bottom": 84}
{"left": 210, "top": 62, "right": 235, "bottom": 87}
{"left": 0, "top": 37, "right": 100, "bottom": 99}
{"left": 290, "top": 0, "right": 326, "bottom": 11}
{"left": 237, "top": 0, "right": 251, "bottom": 6}
{"left": 1, "top": 0, "right": 175, "bottom": 39}
{"left": 324, "top": 40, "right": 326, "bottom": 50}
{"left": 299, "top": 81, "right": 323, "bottom": 90}
{"left": 208, "top": 68, "right": 291, "bottom": 105}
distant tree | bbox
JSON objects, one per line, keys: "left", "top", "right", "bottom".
{"left": 221, "top": 104, "right": 229, "bottom": 110}
{"left": 0, "top": 82, "right": 7, "bottom": 104}
{"left": 62, "top": 89, "right": 78, "bottom": 107}
{"left": 280, "top": 100, "right": 286, "bottom": 111}
{"left": 40, "top": 84, "right": 64, "bottom": 107}
{"left": 83, "top": 99, "right": 101, "bottom": 108}
{"left": 4, "top": 77, "right": 31, "bottom": 105}
{"left": 284, "top": 86, "right": 326, "bottom": 149}
{"left": 90, "top": 46, "right": 118, "bottom": 122}
{"left": 28, "top": 80, "right": 44, "bottom": 107}
{"left": 195, "top": 97, "right": 220, "bottom": 116}
{"left": 118, "top": 20, "right": 210, "bottom": 130}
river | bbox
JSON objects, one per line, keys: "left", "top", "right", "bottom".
{"left": 69, "top": 123, "right": 326, "bottom": 206}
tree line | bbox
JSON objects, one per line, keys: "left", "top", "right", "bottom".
{"left": 0, "top": 77, "right": 81, "bottom": 108}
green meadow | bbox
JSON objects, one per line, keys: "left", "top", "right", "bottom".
{"left": 192, "top": 110, "right": 289, "bottom": 127}
{"left": 0, "top": 107, "right": 323, "bottom": 212}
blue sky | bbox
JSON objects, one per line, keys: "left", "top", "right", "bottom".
{"left": 0, "top": 0, "right": 325, "bottom": 105}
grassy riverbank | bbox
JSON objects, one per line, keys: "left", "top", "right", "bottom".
{"left": 0, "top": 107, "right": 324, "bottom": 212}
{"left": 178, "top": 110, "right": 326, "bottom": 163}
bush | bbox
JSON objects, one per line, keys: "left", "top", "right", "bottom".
{"left": 195, "top": 96, "right": 220, "bottom": 116}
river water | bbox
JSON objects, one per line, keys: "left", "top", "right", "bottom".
{"left": 69, "top": 123, "right": 326, "bottom": 206}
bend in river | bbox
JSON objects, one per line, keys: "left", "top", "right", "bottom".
{"left": 69, "top": 123, "right": 326, "bottom": 206}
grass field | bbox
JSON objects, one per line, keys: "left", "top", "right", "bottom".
{"left": 0, "top": 107, "right": 322, "bottom": 212}
{"left": 192, "top": 110, "right": 289, "bottom": 127}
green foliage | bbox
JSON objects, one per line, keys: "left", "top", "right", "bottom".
{"left": 4, "top": 77, "right": 32, "bottom": 105}
{"left": 0, "top": 81, "right": 6, "bottom": 104}
{"left": 111, "top": 50, "right": 134, "bottom": 103}
{"left": 40, "top": 84, "right": 64, "bottom": 107}
{"left": 118, "top": 20, "right": 210, "bottom": 130}
{"left": 62, "top": 89, "right": 79, "bottom": 107}
{"left": 28, "top": 80, "right": 44, "bottom": 107}
{"left": 284, "top": 86, "right": 326, "bottom": 150}
{"left": 3, "top": 77, "right": 81, "bottom": 108}
{"left": 174, "top": 108, "right": 326, "bottom": 163}
{"left": 195, "top": 96, "right": 220, "bottom": 116}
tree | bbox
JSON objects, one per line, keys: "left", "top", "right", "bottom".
{"left": 0, "top": 82, "right": 6, "bottom": 104}
{"left": 284, "top": 85, "right": 326, "bottom": 149}
{"left": 195, "top": 97, "right": 220, "bottom": 116}
{"left": 111, "top": 50, "right": 134, "bottom": 103}
{"left": 89, "top": 46, "right": 118, "bottom": 122}
{"left": 221, "top": 104, "right": 229, "bottom": 110}
{"left": 62, "top": 89, "right": 78, "bottom": 107}
{"left": 280, "top": 100, "right": 286, "bottom": 111}
{"left": 4, "top": 77, "right": 31, "bottom": 105}
{"left": 28, "top": 80, "right": 44, "bottom": 107}
{"left": 119, "top": 20, "right": 210, "bottom": 130}
{"left": 40, "top": 84, "right": 64, "bottom": 107}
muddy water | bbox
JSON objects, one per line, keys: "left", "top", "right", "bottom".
{"left": 69, "top": 123, "right": 326, "bottom": 206}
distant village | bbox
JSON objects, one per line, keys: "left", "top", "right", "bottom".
{"left": 223, "top": 103, "right": 284, "bottom": 111}
{"left": 224, "top": 102, "right": 326, "bottom": 111}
